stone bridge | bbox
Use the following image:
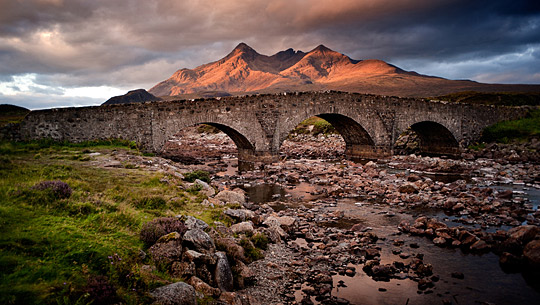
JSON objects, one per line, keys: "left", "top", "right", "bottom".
{"left": 20, "top": 91, "right": 527, "bottom": 168}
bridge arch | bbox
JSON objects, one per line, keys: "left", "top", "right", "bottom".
{"left": 278, "top": 112, "right": 385, "bottom": 159}
{"left": 397, "top": 121, "right": 460, "bottom": 156}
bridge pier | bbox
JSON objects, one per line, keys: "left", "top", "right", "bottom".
{"left": 237, "top": 148, "right": 279, "bottom": 171}
{"left": 345, "top": 144, "right": 393, "bottom": 160}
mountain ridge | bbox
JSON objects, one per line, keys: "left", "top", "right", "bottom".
{"left": 148, "top": 43, "right": 540, "bottom": 98}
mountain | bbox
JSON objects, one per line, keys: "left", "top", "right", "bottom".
{"left": 149, "top": 43, "right": 540, "bottom": 98}
{"left": 102, "top": 89, "right": 161, "bottom": 105}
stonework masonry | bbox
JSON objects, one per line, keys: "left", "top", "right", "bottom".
{"left": 17, "top": 91, "right": 528, "bottom": 167}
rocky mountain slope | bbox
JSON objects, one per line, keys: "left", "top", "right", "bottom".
{"left": 149, "top": 43, "right": 540, "bottom": 98}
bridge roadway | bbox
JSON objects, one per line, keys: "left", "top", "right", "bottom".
{"left": 20, "top": 91, "right": 527, "bottom": 169}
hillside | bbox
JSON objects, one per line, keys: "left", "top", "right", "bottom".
{"left": 0, "top": 104, "right": 30, "bottom": 127}
{"left": 102, "top": 89, "right": 161, "bottom": 105}
{"left": 149, "top": 43, "right": 540, "bottom": 98}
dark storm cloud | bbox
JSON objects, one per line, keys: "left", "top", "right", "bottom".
{"left": 0, "top": 0, "right": 539, "bottom": 108}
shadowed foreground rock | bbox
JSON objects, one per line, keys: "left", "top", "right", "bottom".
{"left": 151, "top": 282, "right": 196, "bottom": 305}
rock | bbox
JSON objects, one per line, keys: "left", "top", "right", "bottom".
{"left": 187, "top": 276, "right": 221, "bottom": 297}
{"left": 215, "top": 252, "right": 234, "bottom": 292}
{"left": 498, "top": 189, "right": 513, "bottom": 199}
{"left": 218, "top": 292, "right": 243, "bottom": 305}
{"left": 433, "top": 237, "right": 447, "bottom": 246}
{"left": 499, "top": 252, "right": 523, "bottom": 271}
{"left": 508, "top": 225, "right": 539, "bottom": 244}
{"left": 451, "top": 272, "right": 464, "bottom": 279}
{"left": 183, "top": 250, "right": 216, "bottom": 265}
{"left": 470, "top": 239, "right": 490, "bottom": 252}
{"left": 417, "top": 278, "right": 434, "bottom": 290}
{"left": 371, "top": 264, "right": 394, "bottom": 280}
{"left": 233, "top": 261, "right": 256, "bottom": 288}
{"left": 185, "top": 216, "right": 209, "bottom": 231}
{"left": 183, "top": 229, "right": 215, "bottom": 253}
{"left": 171, "top": 261, "right": 195, "bottom": 278}
{"left": 263, "top": 215, "right": 297, "bottom": 232}
{"left": 151, "top": 282, "right": 196, "bottom": 305}
{"left": 149, "top": 238, "right": 183, "bottom": 266}
{"left": 523, "top": 240, "right": 540, "bottom": 269}
{"left": 416, "top": 263, "right": 433, "bottom": 276}
{"left": 224, "top": 209, "right": 255, "bottom": 222}
{"left": 194, "top": 179, "right": 215, "bottom": 197}
{"left": 215, "top": 190, "right": 245, "bottom": 205}
{"left": 215, "top": 237, "right": 247, "bottom": 263}
{"left": 399, "top": 183, "right": 418, "bottom": 194}
{"left": 230, "top": 221, "right": 255, "bottom": 235}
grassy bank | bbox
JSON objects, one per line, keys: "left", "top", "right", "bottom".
{"left": 433, "top": 91, "right": 540, "bottom": 106}
{"left": 0, "top": 105, "right": 30, "bottom": 127}
{"left": 0, "top": 140, "right": 223, "bottom": 304}
{"left": 481, "top": 109, "right": 540, "bottom": 143}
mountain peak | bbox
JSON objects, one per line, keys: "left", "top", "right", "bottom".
{"left": 232, "top": 42, "right": 257, "bottom": 54}
{"left": 311, "top": 44, "right": 332, "bottom": 53}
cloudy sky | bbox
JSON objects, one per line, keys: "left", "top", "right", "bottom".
{"left": 1, "top": 0, "right": 539, "bottom": 109}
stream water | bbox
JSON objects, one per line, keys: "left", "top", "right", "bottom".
{"left": 235, "top": 163, "right": 540, "bottom": 305}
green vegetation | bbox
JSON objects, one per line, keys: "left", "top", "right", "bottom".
{"left": 183, "top": 170, "right": 211, "bottom": 183}
{"left": 0, "top": 104, "right": 30, "bottom": 127}
{"left": 480, "top": 109, "right": 540, "bottom": 143}
{"left": 433, "top": 91, "right": 540, "bottom": 106}
{"left": 0, "top": 140, "right": 227, "bottom": 304}
{"left": 196, "top": 124, "right": 221, "bottom": 134}
{"left": 291, "top": 116, "right": 336, "bottom": 136}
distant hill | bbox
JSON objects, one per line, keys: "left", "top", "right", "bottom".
{"left": 102, "top": 89, "right": 161, "bottom": 105}
{"left": 0, "top": 104, "right": 30, "bottom": 127}
{"left": 433, "top": 91, "right": 540, "bottom": 106}
{"left": 149, "top": 43, "right": 540, "bottom": 98}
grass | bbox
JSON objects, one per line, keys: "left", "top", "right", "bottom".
{"left": 0, "top": 139, "right": 229, "bottom": 304}
{"left": 290, "top": 116, "right": 336, "bottom": 136}
{"left": 480, "top": 109, "right": 540, "bottom": 143}
{"left": 0, "top": 105, "right": 30, "bottom": 127}
{"left": 433, "top": 91, "right": 540, "bottom": 106}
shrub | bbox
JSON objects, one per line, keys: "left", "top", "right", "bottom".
{"left": 239, "top": 237, "right": 263, "bottom": 262}
{"left": 251, "top": 233, "right": 269, "bottom": 250}
{"left": 183, "top": 170, "right": 211, "bottom": 183}
{"left": 31, "top": 180, "right": 72, "bottom": 199}
{"left": 140, "top": 217, "right": 187, "bottom": 248}
{"left": 84, "top": 275, "right": 120, "bottom": 305}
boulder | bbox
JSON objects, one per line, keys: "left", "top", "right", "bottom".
{"left": 263, "top": 215, "right": 297, "bottom": 232}
{"left": 171, "top": 261, "right": 195, "bottom": 278}
{"left": 224, "top": 209, "right": 255, "bottom": 222}
{"left": 399, "top": 183, "right": 418, "bottom": 194}
{"left": 149, "top": 236, "right": 183, "bottom": 266}
{"left": 215, "top": 190, "right": 245, "bottom": 205}
{"left": 183, "top": 229, "right": 215, "bottom": 253}
{"left": 523, "top": 240, "right": 540, "bottom": 268}
{"left": 214, "top": 252, "right": 234, "bottom": 292}
{"left": 508, "top": 225, "right": 539, "bottom": 244}
{"left": 230, "top": 221, "right": 255, "bottom": 235}
{"left": 194, "top": 179, "right": 215, "bottom": 197}
{"left": 185, "top": 216, "right": 209, "bottom": 231}
{"left": 187, "top": 276, "right": 221, "bottom": 297}
{"left": 151, "top": 282, "right": 196, "bottom": 305}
